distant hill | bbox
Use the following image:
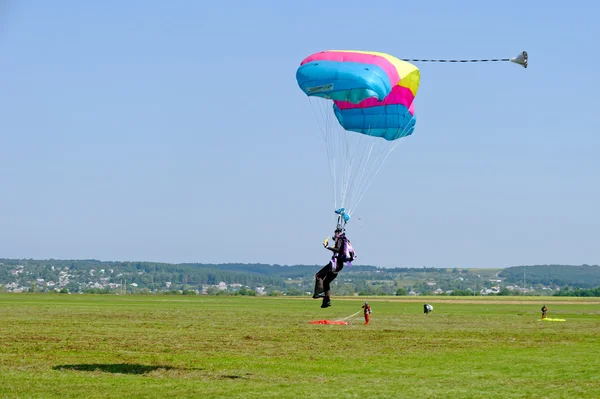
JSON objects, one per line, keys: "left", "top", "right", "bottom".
{"left": 499, "top": 264, "right": 600, "bottom": 288}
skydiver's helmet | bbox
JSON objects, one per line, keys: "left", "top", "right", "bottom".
{"left": 364, "top": 302, "right": 368, "bottom": 306}
{"left": 334, "top": 226, "right": 344, "bottom": 238}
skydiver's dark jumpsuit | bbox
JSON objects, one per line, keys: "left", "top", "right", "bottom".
{"left": 313, "top": 235, "right": 345, "bottom": 307}
{"left": 541, "top": 305, "right": 547, "bottom": 319}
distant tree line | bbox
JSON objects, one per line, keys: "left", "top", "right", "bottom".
{"left": 499, "top": 264, "right": 600, "bottom": 288}
{"left": 553, "top": 286, "right": 600, "bottom": 297}
{"left": 2, "top": 259, "right": 599, "bottom": 296}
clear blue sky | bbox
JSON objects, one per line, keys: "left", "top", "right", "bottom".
{"left": 1, "top": 0, "right": 598, "bottom": 268}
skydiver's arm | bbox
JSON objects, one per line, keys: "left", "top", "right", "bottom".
{"left": 326, "top": 239, "right": 343, "bottom": 253}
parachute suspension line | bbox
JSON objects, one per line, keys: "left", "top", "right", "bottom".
{"left": 352, "top": 115, "right": 416, "bottom": 214}
{"left": 309, "top": 97, "right": 415, "bottom": 220}
{"left": 327, "top": 110, "right": 359, "bottom": 212}
{"left": 340, "top": 126, "right": 351, "bottom": 209}
{"left": 327, "top": 102, "right": 340, "bottom": 209}
{"left": 325, "top": 101, "right": 338, "bottom": 209}
{"left": 309, "top": 98, "right": 337, "bottom": 209}
{"left": 339, "top": 123, "right": 369, "bottom": 211}
{"left": 339, "top": 123, "right": 351, "bottom": 210}
{"left": 343, "top": 132, "right": 376, "bottom": 214}
{"left": 330, "top": 112, "right": 344, "bottom": 210}
{"left": 344, "top": 132, "right": 389, "bottom": 214}
{"left": 343, "top": 135, "right": 374, "bottom": 210}
{"left": 347, "top": 138, "right": 390, "bottom": 214}
{"left": 343, "top": 127, "right": 354, "bottom": 208}
{"left": 349, "top": 119, "right": 414, "bottom": 217}
{"left": 351, "top": 139, "right": 403, "bottom": 217}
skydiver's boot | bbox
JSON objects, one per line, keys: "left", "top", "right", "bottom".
{"left": 321, "top": 296, "right": 331, "bottom": 308}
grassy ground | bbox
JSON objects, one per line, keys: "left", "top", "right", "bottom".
{"left": 0, "top": 294, "right": 599, "bottom": 398}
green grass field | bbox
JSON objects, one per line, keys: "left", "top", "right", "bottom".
{"left": 1, "top": 294, "right": 599, "bottom": 398}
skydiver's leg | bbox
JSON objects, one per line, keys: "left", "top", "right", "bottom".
{"left": 323, "top": 263, "right": 343, "bottom": 296}
{"left": 313, "top": 263, "right": 331, "bottom": 299}
{"left": 323, "top": 271, "right": 337, "bottom": 298}
{"left": 321, "top": 265, "right": 343, "bottom": 308}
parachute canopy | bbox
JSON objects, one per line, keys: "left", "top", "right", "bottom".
{"left": 297, "top": 50, "right": 419, "bottom": 143}
{"left": 309, "top": 320, "right": 349, "bottom": 325}
{"left": 295, "top": 50, "right": 421, "bottom": 222}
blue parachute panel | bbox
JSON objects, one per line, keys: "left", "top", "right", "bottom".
{"left": 296, "top": 61, "right": 392, "bottom": 104}
{"left": 333, "top": 104, "right": 416, "bottom": 141}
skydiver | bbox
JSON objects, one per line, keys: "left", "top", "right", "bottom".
{"left": 362, "top": 301, "right": 372, "bottom": 324}
{"left": 541, "top": 305, "right": 547, "bottom": 319}
{"left": 313, "top": 226, "right": 353, "bottom": 308}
